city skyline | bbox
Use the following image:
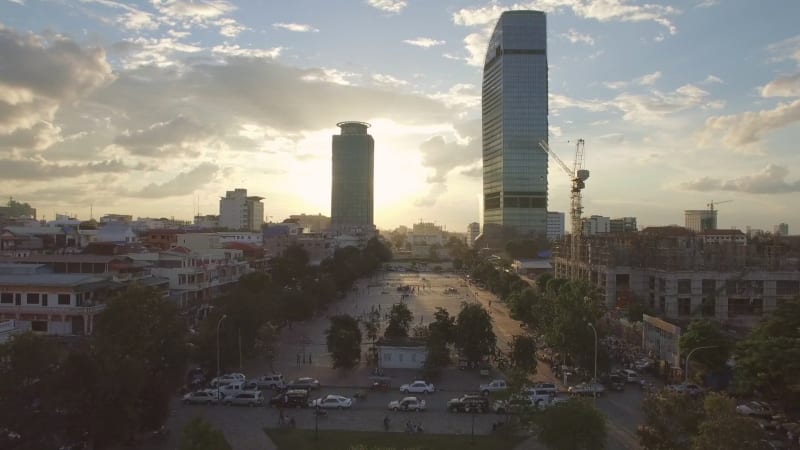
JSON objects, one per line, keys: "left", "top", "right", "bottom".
{"left": 1, "top": 0, "right": 799, "bottom": 232}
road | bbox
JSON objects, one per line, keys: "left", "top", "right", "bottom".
{"left": 156, "top": 269, "right": 643, "bottom": 450}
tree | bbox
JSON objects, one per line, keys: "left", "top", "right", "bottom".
{"left": 691, "top": 393, "right": 766, "bottom": 450}
{"left": 679, "top": 319, "right": 732, "bottom": 375}
{"left": 181, "top": 416, "right": 232, "bottom": 450}
{"left": 254, "top": 323, "right": 279, "bottom": 372}
{"left": 384, "top": 302, "right": 413, "bottom": 339}
{"left": 734, "top": 297, "right": 800, "bottom": 403}
{"left": 626, "top": 298, "right": 653, "bottom": 323}
{"left": 454, "top": 302, "right": 496, "bottom": 364}
{"left": 536, "top": 398, "right": 607, "bottom": 450}
{"left": 325, "top": 315, "right": 362, "bottom": 369}
{"left": 638, "top": 391, "right": 703, "bottom": 450}
{"left": 94, "top": 285, "right": 189, "bottom": 432}
{"left": 509, "top": 334, "right": 538, "bottom": 373}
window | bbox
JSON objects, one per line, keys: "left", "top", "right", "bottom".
{"left": 728, "top": 298, "right": 763, "bottom": 317}
{"left": 677, "top": 279, "right": 691, "bottom": 295}
{"left": 702, "top": 279, "right": 716, "bottom": 295}
{"left": 702, "top": 297, "right": 715, "bottom": 317}
{"left": 0, "top": 293, "right": 13, "bottom": 304}
{"left": 659, "top": 296, "right": 666, "bottom": 312}
{"left": 26, "top": 293, "right": 40, "bottom": 305}
{"left": 398, "top": 353, "right": 404, "bottom": 362}
{"left": 58, "top": 294, "right": 71, "bottom": 305}
{"left": 678, "top": 298, "right": 691, "bottom": 316}
{"left": 411, "top": 353, "right": 416, "bottom": 362}
{"left": 31, "top": 321, "right": 47, "bottom": 332}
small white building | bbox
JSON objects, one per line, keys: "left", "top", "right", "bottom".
{"left": 376, "top": 338, "right": 428, "bottom": 369}
{"left": 96, "top": 223, "right": 138, "bottom": 244}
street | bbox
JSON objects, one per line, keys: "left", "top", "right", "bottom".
{"left": 154, "top": 269, "right": 644, "bottom": 450}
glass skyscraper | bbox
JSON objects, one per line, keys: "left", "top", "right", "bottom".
{"left": 482, "top": 10, "right": 548, "bottom": 238}
{"left": 331, "top": 121, "right": 374, "bottom": 232}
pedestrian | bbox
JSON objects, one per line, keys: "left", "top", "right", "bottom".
{"left": 279, "top": 409, "right": 285, "bottom": 426}
{"left": 296, "top": 353, "right": 301, "bottom": 367}
{"left": 308, "top": 353, "right": 312, "bottom": 365}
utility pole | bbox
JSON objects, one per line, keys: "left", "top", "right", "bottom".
{"left": 216, "top": 314, "right": 227, "bottom": 400}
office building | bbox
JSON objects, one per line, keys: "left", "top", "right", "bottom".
{"left": 482, "top": 10, "right": 549, "bottom": 241}
{"left": 685, "top": 210, "right": 716, "bottom": 232}
{"left": 467, "top": 222, "right": 480, "bottom": 248}
{"left": 546, "top": 211, "right": 565, "bottom": 241}
{"left": 219, "top": 188, "right": 264, "bottom": 231}
{"left": 331, "top": 122, "right": 374, "bottom": 233}
{"left": 774, "top": 223, "right": 789, "bottom": 236}
{"left": 610, "top": 217, "right": 638, "bottom": 233}
{"left": 583, "top": 215, "right": 610, "bottom": 235}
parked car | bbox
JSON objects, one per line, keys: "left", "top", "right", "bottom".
{"left": 480, "top": 379, "right": 508, "bottom": 396}
{"left": 310, "top": 395, "right": 353, "bottom": 410}
{"left": 182, "top": 389, "right": 222, "bottom": 405}
{"left": 492, "top": 397, "right": 534, "bottom": 414}
{"left": 634, "top": 358, "right": 654, "bottom": 372}
{"left": 532, "top": 382, "right": 558, "bottom": 395}
{"left": 370, "top": 378, "right": 391, "bottom": 391}
{"left": 269, "top": 389, "right": 310, "bottom": 408}
{"left": 223, "top": 391, "right": 264, "bottom": 407}
{"left": 245, "top": 374, "right": 284, "bottom": 390}
{"left": 400, "top": 380, "right": 435, "bottom": 394}
{"left": 735, "top": 401, "right": 774, "bottom": 418}
{"left": 447, "top": 395, "right": 490, "bottom": 413}
{"left": 388, "top": 396, "right": 426, "bottom": 412}
{"left": 607, "top": 374, "right": 625, "bottom": 392}
{"left": 285, "top": 377, "right": 320, "bottom": 391}
{"left": 210, "top": 373, "right": 245, "bottom": 387}
{"left": 621, "top": 369, "right": 640, "bottom": 383}
{"left": 665, "top": 383, "right": 704, "bottom": 397}
{"left": 568, "top": 382, "right": 606, "bottom": 397}
{"left": 219, "top": 381, "right": 247, "bottom": 397}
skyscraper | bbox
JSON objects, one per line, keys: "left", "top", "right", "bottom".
{"left": 331, "top": 121, "right": 374, "bottom": 232}
{"left": 482, "top": 10, "right": 549, "bottom": 240}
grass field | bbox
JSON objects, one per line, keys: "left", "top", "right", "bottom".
{"left": 264, "top": 428, "right": 527, "bottom": 450}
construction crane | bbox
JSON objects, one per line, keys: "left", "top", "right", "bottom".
{"left": 539, "top": 139, "right": 589, "bottom": 278}
{"left": 707, "top": 200, "right": 733, "bottom": 211}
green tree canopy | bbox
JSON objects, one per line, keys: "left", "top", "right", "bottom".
{"left": 509, "top": 334, "right": 538, "bottom": 373}
{"left": 326, "top": 315, "right": 363, "bottom": 369}
{"left": 734, "top": 297, "right": 800, "bottom": 403}
{"left": 638, "top": 391, "right": 703, "bottom": 450}
{"left": 679, "top": 319, "right": 733, "bottom": 374}
{"left": 454, "top": 301, "right": 496, "bottom": 363}
{"left": 384, "top": 302, "right": 413, "bottom": 339}
{"left": 536, "top": 398, "right": 607, "bottom": 450}
{"left": 181, "top": 416, "right": 232, "bottom": 450}
{"left": 691, "top": 393, "right": 766, "bottom": 450}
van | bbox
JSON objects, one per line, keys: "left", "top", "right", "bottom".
{"left": 219, "top": 381, "right": 246, "bottom": 397}
{"left": 269, "top": 389, "right": 310, "bottom": 408}
{"left": 223, "top": 390, "right": 264, "bottom": 407}
{"left": 621, "top": 369, "right": 640, "bottom": 383}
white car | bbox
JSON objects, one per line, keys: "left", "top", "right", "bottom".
{"left": 400, "top": 380, "right": 435, "bottom": 394}
{"left": 480, "top": 379, "right": 508, "bottom": 395}
{"left": 310, "top": 395, "right": 353, "bottom": 410}
{"left": 568, "top": 382, "right": 606, "bottom": 397}
{"left": 735, "top": 401, "right": 774, "bottom": 418}
{"left": 246, "top": 374, "right": 285, "bottom": 390}
{"left": 210, "top": 373, "right": 246, "bottom": 387}
{"left": 388, "top": 396, "right": 426, "bottom": 412}
{"left": 182, "top": 389, "right": 222, "bottom": 405}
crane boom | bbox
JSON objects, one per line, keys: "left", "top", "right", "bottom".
{"left": 539, "top": 140, "right": 573, "bottom": 177}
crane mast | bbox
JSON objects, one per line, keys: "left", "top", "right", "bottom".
{"left": 539, "top": 139, "right": 590, "bottom": 280}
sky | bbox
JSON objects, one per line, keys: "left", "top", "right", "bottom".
{"left": 1, "top": 0, "right": 799, "bottom": 233}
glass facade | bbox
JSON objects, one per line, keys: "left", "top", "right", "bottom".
{"left": 482, "top": 11, "right": 548, "bottom": 237}
{"left": 331, "top": 122, "right": 374, "bottom": 231}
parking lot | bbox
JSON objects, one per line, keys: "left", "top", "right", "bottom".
{"left": 151, "top": 268, "right": 645, "bottom": 450}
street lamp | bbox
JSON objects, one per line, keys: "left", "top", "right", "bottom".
{"left": 216, "top": 314, "right": 227, "bottom": 399}
{"left": 587, "top": 322, "right": 598, "bottom": 401}
{"left": 684, "top": 345, "right": 717, "bottom": 383}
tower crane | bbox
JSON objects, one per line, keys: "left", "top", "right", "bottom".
{"left": 539, "top": 139, "right": 590, "bottom": 279}
{"left": 707, "top": 200, "right": 732, "bottom": 211}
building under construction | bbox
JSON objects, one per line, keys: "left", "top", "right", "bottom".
{"left": 553, "top": 226, "right": 800, "bottom": 330}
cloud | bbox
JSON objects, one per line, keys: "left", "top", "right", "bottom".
{"left": 561, "top": 29, "right": 595, "bottom": 46}
{"left": 403, "top": 37, "right": 445, "bottom": 48}
{"left": 371, "top": 73, "right": 408, "bottom": 88}
{"left": 301, "top": 67, "right": 361, "bottom": 85}
{"left": 695, "top": 0, "right": 719, "bottom": 7}
{"left": 429, "top": 83, "right": 480, "bottom": 109}
{"left": 550, "top": 93, "right": 610, "bottom": 113}
{"left": 613, "top": 84, "right": 714, "bottom": 123}
{"left": 113, "top": 115, "right": 213, "bottom": 156}
{"left": 211, "top": 44, "right": 282, "bottom": 59}
{"left": 414, "top": 182, "right": 448, "bottom": 207}
{"left": 80, "top": 0, "right": 159, "bottom": 30}
{"left": 680, "top": 165, "right": 800, "bottom": 194}
{"left": 452, "top": 0, "right": 678, "bottom": 34}
{"left": 117, "top": 36, "right": 203, "bottom": 68}
{"left": 700, "top": 99, "right": 800, "bottom": 148}
{"left": 760, "top": 72, "right": 800, "bottom": 98}
{"left": 150, "top": 0, "right": 235, "bottom": 24}
{"left": 125, "top": 162, "right": 219, "bottom": 198}
{"left": 637, "top": 71, "right": 662, "bottom": 86}
{"left": 0, "top": 156, "right": 130, "bottom": 179}
{"left": 419, "top": 135, "right": 480, "bottom": 184}
{"left": 216, "top": 18, "right": 247, "bottom": 37}
{"left": 766, "top": 34, "right": 800, "bottom": 65}
{"left": 702, "top": 74, "right": 724, "bottom": 84}
{"left": 366, "top": 0, "right": 407, "bottom": 14}
{"left": 0, "top": 26, "right": 113, "bottom": 142}
{"left": 273, "top": 23, "right": 319, "bottom": 33}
